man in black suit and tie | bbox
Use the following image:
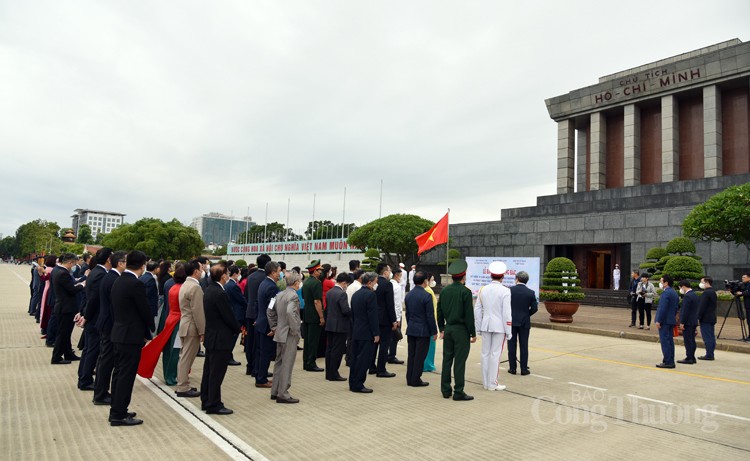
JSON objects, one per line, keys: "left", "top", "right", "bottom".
{"left": 697, "top": 277, "right": 717, "bottom": 360}
{"left": 140, "top": 260, "right": 160, "bottom": 327}
{"left": 77, "top": 247, "right": 113, "bottom": 390}
{"left": 225, "top": 265, "right": 246, "bottom": 366}
{"left": 508, "top": 271, "right": 538, "bottom": 375}
{"left": 244, "top": 254, "right": 272, "bottom": 376}
{"left": 372, "top": 263, "right": 397, "bottom": 377}
{"left": 325, "top": 273, "right": 352, "bottom": 381}
{"left": 200, "top": 265, "right": 241, "bottom": 415}
{"left": 404, "top": 271, "right": 438, "bottom": 387}
{"left": 93, "top": 251, "right": 127, "bottom": 405}
{"left": 109, "top": 250, "right": 155, "bottom": 426}
{"left": 51, "top": 253, "right": 86, "bottom": 365}
{"left": 677, "top": 280, "right": 699, "bottom": 364}
{"left": 349, "top": 273, "right": 380, "bottom": 393}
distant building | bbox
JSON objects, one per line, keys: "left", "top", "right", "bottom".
{"left": 71, "top": 209, "right": 126, "bottom": 239}
{"left": 191, "top": 212, "right": 256, "bottom": 246}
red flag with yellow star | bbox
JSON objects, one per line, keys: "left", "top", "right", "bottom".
{"left": 416, "top": 212, "right": 449, "bottom": 255}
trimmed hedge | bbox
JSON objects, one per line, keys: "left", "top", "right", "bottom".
{"left": 662, "top": 256, "right": 704, "bottom": 281}
{"left": 666, "top": 237, "right": 696, "bottom": 255}
{"left": 646, "top": 247, "right": 669, "bottom": 260}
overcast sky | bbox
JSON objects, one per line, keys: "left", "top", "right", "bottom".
{"left": 1, "top": 0, "right": 748, "bottom": 239}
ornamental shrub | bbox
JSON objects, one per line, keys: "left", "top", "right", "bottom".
{"left": 665, "top": 237, "right": 696, "bottom": 255}
{"left": 646, "top": 247, "right": 669, "bottom": 260}
{"left": 663, "top": 256, "right": 704, "bottom": 281}
{"left": 540, "top": 257, "right": 585, "bottom": 302}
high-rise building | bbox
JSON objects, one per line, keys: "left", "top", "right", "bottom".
{"left": 71, "top": 209, "right": 126, "bottom": 239}
{"left": 191, "top": 212, "right": 256, "bottom": 246}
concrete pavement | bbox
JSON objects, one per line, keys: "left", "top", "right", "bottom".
{"left": 2, "top": 263, "right": 749, "bottom": 460}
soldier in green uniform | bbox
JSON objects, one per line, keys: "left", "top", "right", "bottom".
{"left": 437, "top": 260, "right": 477, "bottom": 401}
{"left": 302, "top": 260, "right": 325, "bottom": 372}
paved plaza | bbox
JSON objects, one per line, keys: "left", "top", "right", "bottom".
{"left": 2, "top": 263, "right": 749, "bottom": 460}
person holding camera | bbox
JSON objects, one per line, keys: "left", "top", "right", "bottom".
{"left": 636, "top": 273, "right": 656, "bottom": 330}
{"left": 736, "top": 273, "right": 750, "bottom": 341}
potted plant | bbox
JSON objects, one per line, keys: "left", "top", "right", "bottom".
{"left": 540, "top": 257, "right": 585, "bottom": 323}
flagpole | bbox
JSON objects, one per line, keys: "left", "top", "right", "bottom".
{"left": 445, "top": 208, "right": 450, "bottom": 271}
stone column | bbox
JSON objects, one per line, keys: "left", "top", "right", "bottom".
{"left": 623, "top": 104, "right": 641, "bottom": 187}
{"left": 557, "top": 119, "right": 575, "bottom": 194}
{"left": 703, "top": 85, "right": 722, "bottom": 177}
{"left": 661, "top": 95, "right": 679, "bottom": 182}
{"left": 589, "top": 112, "right": 606, "bottom": 190}
{"left": 576, "top": 127, "right": 588, "bottom": 192}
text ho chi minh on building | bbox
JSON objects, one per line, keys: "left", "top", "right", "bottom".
{"left": 443, "top": 39, "right": 750, "bottom": 290}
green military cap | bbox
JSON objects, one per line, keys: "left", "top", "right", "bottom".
{"left": 306, "top": 259, "right": 321, "bottom": 271}
{"left": 447, "top": 259, "right": 468, "bottom": 276}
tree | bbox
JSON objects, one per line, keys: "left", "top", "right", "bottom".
{"left": 305, "top": 220, "right": 358, "bottom": 240}
{"left": 14, "top": 219, "right": 63, "bottom": 257}
{"left": 76, "top": 224, "right": 94, "bottom": 244}
{"left": 101, "top": 218, "right": 204, "bottom": 260}
{"left": 94, "top": 232, "right": 106, "bottom": 244}
{"left": 0, "top": 236, "right": 16, "bottom": 259}
{"left": 237, "top": 222, "right": 301, "bottom": 243}
{"left": 683, "top": 182, "right": 750, "bottom": 251}
{"left": 347, "top": 214, "right": 435, "bottom": 266}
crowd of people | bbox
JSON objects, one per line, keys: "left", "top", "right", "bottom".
{"left": 25, "top": 249, "right": 546, "bottom": 426}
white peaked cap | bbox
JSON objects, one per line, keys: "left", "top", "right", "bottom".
{"left": 489, "top": 261, "right": 507, "bottom": 276}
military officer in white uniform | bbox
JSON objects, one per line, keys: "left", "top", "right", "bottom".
{"left": 474, "top": 261, "right": 513, "bottom": 391}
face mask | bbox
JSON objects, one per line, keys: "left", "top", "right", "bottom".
{"left": 279, "top": 271, "right": 284, "bottom": 280}
{"left": 679, "top": 288, "right": 685, "bottom": 295}
{"left": 699, "top": 282, "right": 705, "bottom": 290}
{"left": 373, "top": 283, "right": 379, "bottom": 291}
{"left": 659, "top": 282, "right": 664, "bottom": 289}
{"left": 429, "top": 280, "right": 437, "bottom": 288}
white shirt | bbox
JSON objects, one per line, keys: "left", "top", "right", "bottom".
{"left": 346, "top": 279, "right": 362, "bottom": 306}
{"left": 398, "top": 274, "right": 407, "bottom": 296}
{"left": 474, "top": 281, "right": 512, "bottom": 336}
{"left": 391, "top": 279, "right": 403, "bottom": 322}
{"left": 408, "top": 270, "right": 416, "bottom": 289}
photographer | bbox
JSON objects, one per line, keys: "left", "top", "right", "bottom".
{"left": 636, "top": 273, "right": 655, "bottom": 330}
{"left": 736, "top": 274, "right": 750, "bottom": 341}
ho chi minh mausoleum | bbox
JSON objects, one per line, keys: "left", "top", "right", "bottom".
{"left": 438, "top": 39, "right": 750, "bottom": 288}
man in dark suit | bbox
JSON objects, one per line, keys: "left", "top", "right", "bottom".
{"left": 508, "top": 270, "right": 539, "bottom": 375}
{"left": 225, "top": 266, "right": 245, "bottom": 366}
{"left": 140, "top": 261, "right": 160, "bottom": 324}
{"left": 109, "top": 250, "right": 154, "bottom": 426}
{"left": 349, "top": 273, "right": 380, "bottom": 393}
{"left": 677, "top": 280, "right": 699, "bottom": 364}
{"left": 655, "top": 275, "right": 679, "bottom": 368}
{"left": 737, "top": 273, "right": 750, "bottom": 341}
{"left": 372, "top": 263, "right": 397, "bottom": 377}
{"left": 325, "top": 273, "right": 351, "bottom": 381}
{"left": 254, "top": 261, "right": 281, "bottom": 388}
{"left": 244, "top": 254, "right": 271, "bottom": 376}
{"left": 93, "top": 251, "right": 127, "bottom": 405}
{"left": 77, "top": 248, "right": 113, "bottom": 390}
{"left": 697, "top": 277, "right": 717, "bottom": 360}
{"left": 51, "top": 253, "right": 86, "bottom": 365}
{"left": 404, "top": 271, "right": 437, "bottom": 387}
{"left": 200, "top": 265, "right": 241, "bottom": 415}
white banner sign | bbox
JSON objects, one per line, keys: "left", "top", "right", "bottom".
{"left": 228, "top": 238, "right": 360, "bottom": 255}
{"left": 465, "top": 256, "right": 541, "bottom": 299}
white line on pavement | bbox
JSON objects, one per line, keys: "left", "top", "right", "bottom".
{"left": 626, "top": 394, "right": 674, "bottom": 405}
{"left": 8, "top": 267, "right": 28, "bottom": 285}
{"left": 695, "top": 408, "right": 750, "bottom": 422}
{"left": 568, "top": 382, "right": 607, "bottom": 392}
{"left": 530, "top": 374, "right": 553, "bottom": 380}
{"left": 138, "top": 376, "right": 269, "bottom": 461}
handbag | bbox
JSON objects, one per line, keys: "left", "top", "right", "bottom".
{"left": 393, "top": 328, "right": 403, "bottom": 341}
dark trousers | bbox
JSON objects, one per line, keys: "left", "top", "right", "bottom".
{"left": 94, "top": 330, "right": 114, "bottom": 402}
{"left": 325, "top": 331, "right": 347, "bottom": 379}
{"left": 700, "top": 323, "right": 716, "bottom": 359}
{"left": 371, "top": 326, "right": 392, "bottom": 372}
{"left": 507, "top": 326, "right": 530, "bottom": 372}
{"left": 406, "top": 336, "right": 430, "bottom": 385}
{"left": 243, "top": 318, "right": 256, "bottom": 375}
{"left": 46, "top": 313, "right": 59, "bottom": 345}
{"left": 345, "top": 329, "right": 352, "bottom": 366}
{"left": 255, "top": 332, "right": 274, "bottom": 384}
{"left": 441, "top": 325, "right": 470, "bottom": 397}
{"left": 682, "top": 325, "right": 697, "bottom": 360}
{"left": 302, "top": 322, "right": 323, "bottom": 370}
{"left": 200, "top": 348, "right": 231, "bottom": 412}
{"left": 349, "top": 339, "right": 374, "bottom": 391}
{"left": 658, "top": 324, "right": 675, "bottom": 365}
{"left": 637, "top": 299, "right": 652, "bottom": 326}
{"left": 51, "top": 313, "right": 75, "bottom": 362}
{"left": 630, "top": 297, "right": 638, "bottom": 325}
{"left": 388, "top": 324, "right": 402, "bottom": 360}
{"left": 110, "top": 343, "right": 141, "bottom": 420}
{"left": 29, "top": 286, "right": 42, "bottom": 315}
{"left": 78, "top": 325, "right": 100, "bottom": 387}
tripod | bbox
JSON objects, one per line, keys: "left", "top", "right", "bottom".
{"left": 717, "top": 295, "right": 748, "bottom": 341}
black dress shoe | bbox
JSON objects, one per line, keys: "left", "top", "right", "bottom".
{"left": 453, "top": 394, "right": 474, "bottom": 401}
{"left": 78, "top": 384, "right": 95, "bottom": 391}
{"left": 276, "top": 397, "right": 300, "bottom": 404}
{"left": 51, "top": 359, "right": 71, "bottom": 365}
{"left": 677, "top": 359, "right": 696, "bottom": 364}
{"left": 66, "top": 354, "right": 81, "bottom": 361}
{"left": 110, "top": 416, "right": 143, "bottom": 426}
{"left": 376, "top": 372, "right": 396, "bottom": 378}
{"left": 306, "top": 366, "right": 324, "bottom": 372}
{"left": 507, "top": 369, "right": 516, "bottom": 375}
{"left": 270, "top": 395, "right": 277, "bottom": 400}
{"left": 196, "top": 350, "right": 205, "bottom": 357}
{"left": 521, "top": 370, "right": 531, "bottom": 376}
{"left": 408, "top": 381, "right": 429, "bottom": 387}
{"left": 351, "top": 387, "right": 373, "bottom": 393}
{"left": 368, "top": 369, "right": 377, "bottom": 375}
{"left": 176, "top": 389, "right": 201, "bottom": 397}
{"left": 442, "top": 394, "right": 452, "bottom": 399}
{"left": 206, "top": 407, "right": 233, "bottom": 415}
{"left": 332, "top": 376, "right": 347, "bottom": 381}
{"left": 267, "top": 372, "right": 273, "bottom": 377}
{"left": 697, "top": 356, "right": 714, "bottom": 361}
{"left": 655, "top": 362, "right": 676, "bottom": 369}
{"left": 227, "top": 359, "right": 241, "bottom": 366}
{"left": 93, "top": 397, "right": 112, "bottom": 405}
{"left": 387, "top": 358, "right": 405, "bottom": 364}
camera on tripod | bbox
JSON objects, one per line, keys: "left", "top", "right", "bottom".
{"left": 725, "top": 280, "right": 743, "bottom": 293}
